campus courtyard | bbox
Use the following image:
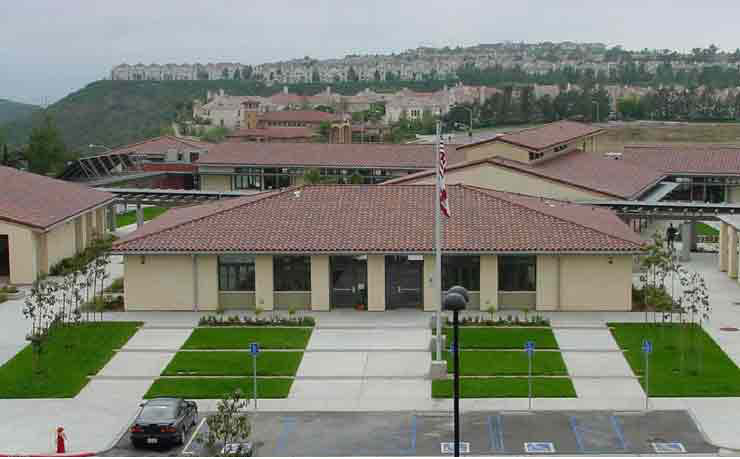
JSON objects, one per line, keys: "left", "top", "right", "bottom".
{"left": 1, "top": 248, "right": 740, "bottom": 455}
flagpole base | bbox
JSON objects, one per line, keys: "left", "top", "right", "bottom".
{"left": 429, "top": 360, "right": 448, "bottom": 380}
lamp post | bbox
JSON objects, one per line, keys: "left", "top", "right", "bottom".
{"left": 444, "top": 285, "right": 468, "bottom": 458}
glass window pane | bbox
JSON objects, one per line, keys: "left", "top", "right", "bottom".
{"left": 498, "top": 256, "right": 536, "bottom": 291}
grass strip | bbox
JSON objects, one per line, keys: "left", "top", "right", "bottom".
{"left": 116, "top": 206, "right": 168, "bottom": 227}
{"left": 182, "top": 327, "right": 312, "bottom": 350}
{"left": 442, "top": 327, "right": 558, "bottom": 349}
{"left": 145, "top": 377, "right": 293, "bottom": 399}
{"left": 162, "top": 351, "right": 303, "bottom": 376}
{"left": 609, "top": 322, "right": 740, "bottom": 396}
{"left": 0, "top": 322, "right": 141, "bottom": 398}
{"left": 432, "top": 377, "right": 576, "bottom": 398}
{"left": 442, "top": 350, "right": 567, "bottom": 376}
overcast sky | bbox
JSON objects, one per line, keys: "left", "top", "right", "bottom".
{"left": 2, "top": 0, "right": 739, "bottom": 105}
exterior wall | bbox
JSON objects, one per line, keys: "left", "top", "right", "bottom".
{"left": 255, "top": 255, "right": 274, "bottom": 310}
{"left": 406, "top": 163, "right": 609, "bottom": 201}
{"left": 720, "top": 222, "right": 729, "bottom": 271}
{"left": 462, "top": 142, "right": 530, "bottom": 163}
{"left": 536, "top": 255, "right": 560, "bottom": 311}
{"left": 367, "top": 255, "right": 386, "bottom": 311}
{"left": 729, "top": 186, "right": 740, "bottom": 203}
{"left": 479, "top": 255, "right": 498, "bottom": 310}
{"left": 197, "top": 255, "right": 219, "bottom": 311}
{"left": 95, "top": 208, "right": 105, "bottom": 235}
{"left": 274, "top": 292, "right": 310, "bottom": 310}
{"left": 124, "top": 255, "right": 195, "bottom": 310}
{"left": 730, "top": 230, "right": 739, "bottom": 279}
{"left": 45, "top": 220, "right": 77, "bottom": 273}
{"left": 310, "top": 255, "right": 330, "bottom": 311}
{"left": 559, "top": 255, "right": 632, "bottom": 311}
{"left": 220, "top": 293, "right": 256, "bottom": 309}
{"left": 0, "top": 221, "right": 38, "bottom": 284}
{"left": 201, "top": 174, "right": 232, "bottom": 192}
{"left": 499, "top": 292, "right": 536, "bottom": 309}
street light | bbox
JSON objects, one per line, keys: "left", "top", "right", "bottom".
{"left": 443, "top": 285, "right": 468, "bottom": 458}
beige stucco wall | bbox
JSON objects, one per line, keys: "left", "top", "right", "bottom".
{"left": 720, "top": 222, "right": 729, "bottom": 271}
{"left": 463, "top": 141, "right": 530, "bottom": 163}
{"left": 407, "top": 163, "right": 609, "bottom": 201}
{"left": 310, "top": 255, "right": 330, "bottom": 311}
{"left": 124, "top": 255, "right": 195, "bottom": 310}
{"left": 196, "top": 255, "right": 219, "bottom": 310}
{"left": 45, "top": 220, "right": 77, "bottom": 273}
{"left": 423, "top": 255, "right": 436, "bottom": 312}
{"left": 479, "top": 255, "right": 498, "bottom": 310}
{"left": 367, "top": 255, "right": 385, "bottom": 311}
{"left": 201, "top": 174, "right": 232, "bottom": 192}
{"left": 0, "top": 221, "right": 38, "bottom": 284}
{"left": 255, "top": 255, "right": 274, "bottom": 310}
{"left": 559, "top": 255, "right": 632, "bottom": 311}
{"left": 730, "top": 230, "right": 739, "bottom": 279}
{"left": 536, "top": 255, "right": 560, "bottom": 311}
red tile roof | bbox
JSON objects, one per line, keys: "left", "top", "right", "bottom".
{"left": 622, "top": 144, "right": 740, "bottom": 174}
{"left": 196, "top": 142, "right": 466, "bottom": 170}
{"left": 460, "top": 120, "right": 604, "bottom": 151}
{"left": 226, "top": 127, "right": 317, "bottom": 140}
{"left": 106, "top": 136, "right": 208, "bottom": 156}
{"left": 0, "top": 166, "right": 115, "bottom": 230}
{"left": 112, "top": 184, "right": 644, "bottom": 254}
{"left": 383, "top": 149, "right": 664, "bottom": 199}
{"left": 258, "top": 110, "right": 338, "bottom": 123}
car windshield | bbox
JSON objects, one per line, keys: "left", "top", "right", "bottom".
{"left": 139, "top": 404, "right": 178, "bottom": 422}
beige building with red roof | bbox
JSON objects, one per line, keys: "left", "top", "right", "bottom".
{"left": 0, "top": 166, "right": 115, "bottom": 284}
{"left": 113, "top": 185, "right": 643, "bottom": 312}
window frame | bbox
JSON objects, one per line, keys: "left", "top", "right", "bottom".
{"left": 273, "top": 255, "right": 311, "bottom": 292}
{"left": 218, "top": 254, "right": 256, "bottom": 291}
{"left": 498, "top": 255, "right": 536, "bottom": 292}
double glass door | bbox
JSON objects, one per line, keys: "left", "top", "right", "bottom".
{"left": 386, "top": 255, "right": 423, "bottom": 308}
{"left": 330, "top": 256, "right": 367, "bottom": 308}
{"left": 0, "top": 236, "right": 8, "bottom": 276}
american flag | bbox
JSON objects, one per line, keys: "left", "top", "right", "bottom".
{"left": 439, "top": 138, "right": 450, "bottom": 217}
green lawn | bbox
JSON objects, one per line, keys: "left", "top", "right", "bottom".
{"left": 145, "top": 377, "right": 293, "bottom": 399}
{"left": 182, "top": 327, "right": 312, "bottom": 350}
{"left": 443, "top": 351, "right": 567, "bottom": 376}
{"left": 432, "top": 377, "right": 576, "bottom": 398}
{"left": 162, "top": 351, "right": 303, "bottom": 376}
{"left": 0, "top": 322, "right": 141, "bottom": 398}
{"left": 442, "top": 327, "right": 559, "bottom": 349}
{"left": 696, "top": 222, "right": 719, "bottom": 237}
{"left": 609, "top": 323, "right": 740, "bottom": 396}
{"left": 116, "top": 206, "right": 168, "bottom": 227}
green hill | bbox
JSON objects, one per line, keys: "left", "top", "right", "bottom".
{"left": 0, "top": 79, "right": 453, "bottom": 151}
{"left": 0, "top": 98, "right": 40, "bottom": 125}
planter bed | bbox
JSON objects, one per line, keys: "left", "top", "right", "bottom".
{"left": 182, "top": 327, "right": 313, "bottom": 350}
{"left": 432, "top": 377, "right": 576, "bottom": 398}
{"left": 609, "top": 322, "right": 740, "bottom": 396}
{"left": 162, "top": 351, "right": 303, "bottom": 377}
{"left": 0, "top": 322, "right": 141, "bottom": 398}
{"left": 144, "top": 377, "right": 293, "bottom": 399}
{"left": 441, "top": 350, "right": 567, "bottom": 376}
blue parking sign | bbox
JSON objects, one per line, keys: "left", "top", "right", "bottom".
{"left": 525, "top": 340, "right": 536, "bottom": 355}
{"left": 642, "top": 339, "right": 652, "bottom": 354}
{"left": 250, "top": 342, "right": 260, "bottom": 355}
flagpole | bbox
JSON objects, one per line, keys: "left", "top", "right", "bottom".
{"left": 435, "top": 121, "right": 442, "bottom": 362}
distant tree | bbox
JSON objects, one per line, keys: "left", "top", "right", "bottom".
{"left": 232, "top": 68, "right": 241, "bottom": 80}
{"left": 311, "top": 70, "right": 321, "bottom": 83}
{"left": 1, "top": 144, "right": 9, "bottom": 166}
{"left": 25, "top": 112, "right": 69, "bottom": 175}
{"left": 221, "top": 68, "right": 230, "bottom": 79}
{"left": 347, "top": 66, "right": 359, "bottom": 82}
{"left": 201, "top": 126, "right": 230, "bottom": 143}
{"left": 374, "top": 70, "right": 381, "bottom": 81}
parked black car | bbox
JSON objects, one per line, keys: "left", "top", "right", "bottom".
{"left": 130, "top": 398, "right": 198, "bottom": 448}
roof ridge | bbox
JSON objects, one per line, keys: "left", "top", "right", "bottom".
{"left": 114, "top": 189, "right": 291, "bottom": 248}
{"left": 460, "top": 184, "right": 643, "bottom": 248}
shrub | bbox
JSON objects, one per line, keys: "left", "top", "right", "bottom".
{"left": 197, "top": 314, "right": 315, "bottom": 327}
{"left": 105, "top": 278, "right": 124, "bottom": 293}
{"left": 447, "top": 313, "right": 550, "bottom": 327}
{"left": 0, "top": 293, "right": 7, "bottom": 304}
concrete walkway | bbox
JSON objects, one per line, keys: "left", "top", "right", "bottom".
{"left": 290, "top": 318, "right": 431, "bottom": 401}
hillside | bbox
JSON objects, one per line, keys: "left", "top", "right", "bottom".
{"left": 0, "top": 98, "right": 39, "bottom": 125}
{"left": 0, "top": 79, "right": 452, "bottom": 151}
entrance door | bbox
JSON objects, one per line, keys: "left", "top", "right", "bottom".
{"left": 330, "top": 256, "right": 368, "bottom": 308}
{"left": 386, "top": 255, "right": 423, "bottom": 308}
{"left": 0, "top": 236, "right": 8, "bottom": 277}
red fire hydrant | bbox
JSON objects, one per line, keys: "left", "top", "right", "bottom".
{"left": 56, "top": 426, "right": 67, "bottom": 454}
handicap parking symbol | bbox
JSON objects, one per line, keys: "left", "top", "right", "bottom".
{"left": 652, "top": 442, "right": 686, "bottom": 453}
{"left": 524, "top": 442, "right": 556, "bottom": 453}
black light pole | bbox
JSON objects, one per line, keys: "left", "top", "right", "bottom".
{"left": 444, "top": 286, "right": 469, "bottom": 458}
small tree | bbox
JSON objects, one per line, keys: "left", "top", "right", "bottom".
{"left": 639, "top": 233, "right": 676, "bottom": 324}
{"left": 678, "top": 268, "right": 711, "bottom": 375}
{"left": 200, "top": 390, "right": 252, "bottom": 456}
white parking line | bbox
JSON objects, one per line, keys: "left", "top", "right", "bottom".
{"left": 182, "top": 417, "right": 207, "bottom": 456}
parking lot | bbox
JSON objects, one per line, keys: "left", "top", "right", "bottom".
{"left": 104, "top": 410, "right": 716, "bottom": 456}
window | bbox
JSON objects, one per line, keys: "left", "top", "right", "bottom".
{"left": 218, "top": 255, "right": 255, "bottom": 291}
{"left": 274, "top": 256, "right": 311, "bottom": 291}
{"left": 443, "top": 256, "right": 480, "bottom": 291}
{"left": 498, "top": 256, "right": 536, "bottom": 291}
